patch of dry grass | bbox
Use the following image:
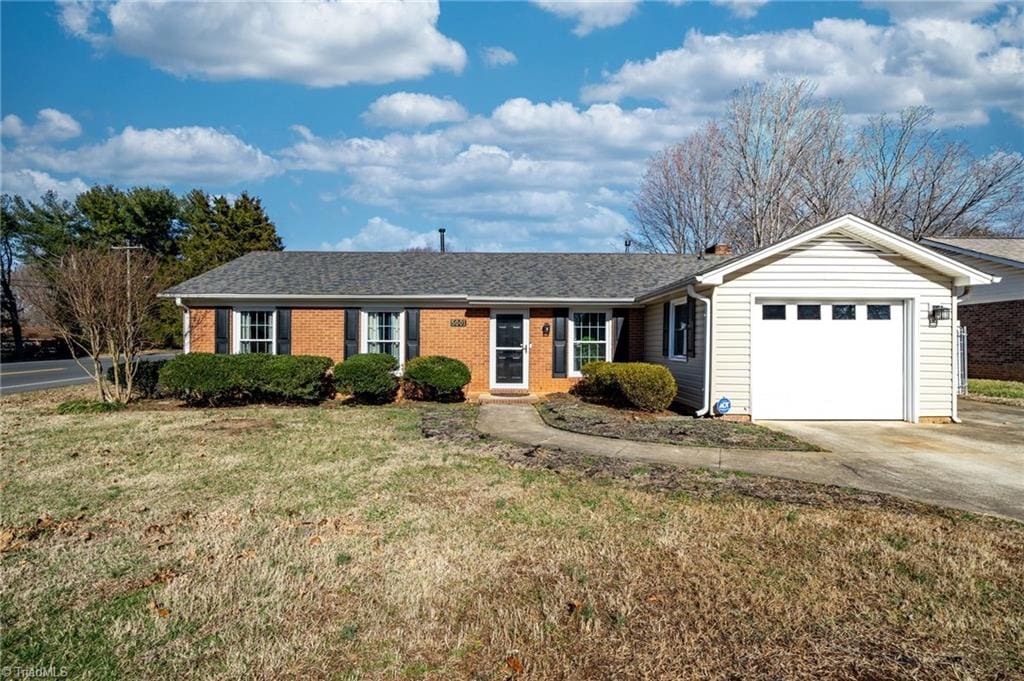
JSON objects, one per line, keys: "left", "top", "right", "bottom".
{"left": 1, "top": 387, "right": 1022, "bottom": 679}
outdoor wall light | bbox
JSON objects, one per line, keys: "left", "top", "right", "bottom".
{"left": 542, "top": 323, "right": 551, "bottom": 336}
{"left": 929, "top": 304, "right": 950, "bottom": 325}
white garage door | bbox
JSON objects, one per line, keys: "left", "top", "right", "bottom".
{"left": 752, "top": 301, "right": 904, "bottom": 420}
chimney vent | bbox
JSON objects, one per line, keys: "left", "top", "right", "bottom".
{"left": 438, "top": 227, "right": 446, "bottom": 253}
{"left": 705, "top": 243, "right": 732, "bottom": 256}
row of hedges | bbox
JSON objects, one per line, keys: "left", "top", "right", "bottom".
{"left": 333, "top": 354, "right": 472, "bottom": 404}
{"left": 114, "top": 353, "right": 473, "bottom": 406}
{"left": 578, "top": 361, "right": 676, "bottom": 412}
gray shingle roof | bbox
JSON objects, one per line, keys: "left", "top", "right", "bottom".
{"left": 162, "top": 251, "right": 730, "bottom": 300}
{"left": 925, "top": 238, "right": 1024, "bottom": 267}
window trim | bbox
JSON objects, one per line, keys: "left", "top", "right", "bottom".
{"left": 359, "top": 308, "right": 405, "bottom": 368}
{"left": 232, "top": 307, "right": 276, "bottom": 355}
{"left": 567, "top": 308, "right": 614, "bottom": 377}
{"left": 668, "top": 296, "right": 689, "bottom": 362}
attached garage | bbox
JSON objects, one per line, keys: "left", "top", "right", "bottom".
{"left": 641, "top": 215, "right": 999, "bottom": 423}
{"left": 751, "top": 300, "right": 905, "bottom": 419}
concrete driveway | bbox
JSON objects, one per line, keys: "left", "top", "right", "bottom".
{"left": 760, "top": 399, "right": 1023, "bottom": 521}
{"left": 478, "top": 399, "right": 1024, "bottom": 522}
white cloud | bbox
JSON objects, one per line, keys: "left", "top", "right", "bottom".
{"left": 711, "top": 0, "right": 768, "bottom": 19}
{"left": 1, "top": 109, "right": 82, "bottom": 144}
{"left": 363, "top": 92, "right": 468, "bottom": 128}
{"left": 320, "top": 216, "right": 443, "bottom": 251}
{"left": 583, "top": 11, "right": 1024, "bottom": 127}
{"left": 865, "top": 1, "right": 999, "bottom": 21}
{"left": 12, "top": 126, "right": 278, "bottom": 185}
{"left": 481, "top": 46, "right": 518, "bottom": 67}
{"left": 59, "top": 1, "right": 466, "bottom": 87}
{"left": 532, "top": 0, "right": 639, "bottom": 36}
{"left": 0, "top": 169, "right": 89, "bottom": 200}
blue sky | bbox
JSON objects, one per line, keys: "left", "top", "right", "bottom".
{"left": 2, "top": 1, "right": 1021, "bottom": 252}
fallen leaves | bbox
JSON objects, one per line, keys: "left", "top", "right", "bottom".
{"left": 147, "top": 600, "right": 171, "bottom": 618}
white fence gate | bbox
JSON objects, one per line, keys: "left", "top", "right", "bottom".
{"left": 956, "top": 325, "right": 968, "bottom": 395}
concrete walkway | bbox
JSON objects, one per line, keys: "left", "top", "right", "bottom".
{"left": 477, "top": 403, "right": 1024, "bottom": 522}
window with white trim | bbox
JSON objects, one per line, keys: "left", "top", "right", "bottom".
{"left": 669, "top": 297, "right": 689, "bottom": 361}
{"left": 238, "top": 310, "right": 274, "bottom": 354}
{"left": 572, "top": 311, "right": 608, "bottom": 373}
{"left": 365, "top": 310, "right": 402, "bottom": 362}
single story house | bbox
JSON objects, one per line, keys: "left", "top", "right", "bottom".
{"left": 162, "top": 215, "right": 997, "bottom": 423}
{"left": 921, "top": 237, "right": 1024, "bottom": 382}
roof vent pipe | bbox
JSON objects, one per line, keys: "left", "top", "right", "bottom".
{"left": 438, "top": 228, "right": 446, "bottom": 253}
{"left": 624, "top": 239, "right": 632, "bottom": 254}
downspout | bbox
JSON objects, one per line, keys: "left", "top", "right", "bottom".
{"left": 174, "top": 296, "right": 190, "bottom": 354}
{"left": 687, "top": 284, "right": 713, "bottom": 417}
{"left": 951, "top": 286, "right": 969, "bottom": 423}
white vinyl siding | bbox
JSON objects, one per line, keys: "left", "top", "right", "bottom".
{"left": 643, "top": 295, "right": 708, "bottom": 408}
{"left": 711, "top": 232, "right": 955, "bottom": 418}
{"left": 934, "top": 252, "right": 1022, "bottom": 305}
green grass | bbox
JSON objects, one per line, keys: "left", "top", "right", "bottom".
{"left": 55, "top": 398, "right": 126, "bottom": 414}
{"left": 1, "top": 387, "right": 1022, "bottom": 679}
{"left": 968, "top": 379, "right": 1024, "bottom": 399}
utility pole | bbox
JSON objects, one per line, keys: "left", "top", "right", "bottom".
{"left": 112, "top": 241, "right": 144, "bottom": 327}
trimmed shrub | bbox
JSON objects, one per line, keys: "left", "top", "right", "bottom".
{"left": 333, "top": 353, "right": 399, "bottom": 404}
{"left": 106, "top": 359, "right": 169, "bottom": 399}
{"left": 159, "top": 353, "right": 334, "bottom": 406}
{"left": 577, "top": 361, "right": 676, "bottom": 412}
{"left": 56, "top": 399, "right": 125, "bottom": 415}
{"left": 403, "top": 355, "right": 472, "bottom": 401}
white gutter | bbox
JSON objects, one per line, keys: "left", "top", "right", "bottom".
{"left": 160, "top": 292, "right": 639, "bottom": 306}
{"left": 158, "top": 293, "right": 468, "bottom": 301}
{"left": 687, "top": 284, "right": 713, "bottom": 417}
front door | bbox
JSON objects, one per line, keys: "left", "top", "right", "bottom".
{"left": 493, "top": 312, "right": 527, "bottom": 389}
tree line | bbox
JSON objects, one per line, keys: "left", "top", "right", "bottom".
{"left": 1, "top": 186, "right": 283, "bottom": 356}
{"left": 631, "top": 80, "right": 1024, "bottom": 254}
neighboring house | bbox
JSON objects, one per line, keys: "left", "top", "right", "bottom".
{"left": 922, "top": 237, "right": 1024, "bottom": 382}
{"left": 162, "top": 215, "right": 996, "bottom": 423}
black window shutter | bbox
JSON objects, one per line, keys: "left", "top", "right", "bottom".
{"left": 687, "top": 300, "right": 697, "bottom": 357}
{"left": 612, "top": 308, "right": 629, "bottom": 362}
{"left": 552, "top": 308, "right": 568, "bottom": 377}
{"left": 215, "top": 307, "right": 230, "bottom": 354}
{"left": 661, "top": 302, "right": 669, "bottom": 356}
{"left": 344, "top": 308, "right": 360, "bottom": 359}
{"left": 405, "top": 308, "right": 420, "bottom": 361}
{"left": 276, "top": 308, "right": 291, "bottom": 355}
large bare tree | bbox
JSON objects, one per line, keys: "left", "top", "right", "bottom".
{"left": 24, "top": 247, "right": 161, "bottom": 403}
{"left": 631, "top": 121, "right": 733, "bottom": 254}
{"left": 857, "top": 108, "right": 1023, "bottom": 239}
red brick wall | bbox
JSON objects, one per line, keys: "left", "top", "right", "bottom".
{"left": 420, "top": 308, "right": 491, "bottom": 393}
{"left": 528, "top": 308, "right": 580, "bottom": 395}
{"left": 291, "top": 308, "right": 345, "bottom": 363}
{"left": 959, "top": 300, "right": 1024, "bottom": 381}
{"left": 625, "top": 308, "right": 645, "bottom": 361}
{"left": 188, "top": 307, "right": 218, "bottom": 353}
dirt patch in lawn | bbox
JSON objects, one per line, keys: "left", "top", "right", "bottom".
{"left": 421, "top": 405, "right": 964, "bottom": 519}
{"left": 536, "top": 393, "right": 821, "bottom": 451}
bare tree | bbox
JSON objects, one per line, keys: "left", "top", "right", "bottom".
{"left": 24, "top": 247, "right": 161, "bottom": 403}
{"left": 723, "top": 79, "right": 834, "bottom": 250}
{"left": 631, "top": 121, "right": 733, "bottom": 254}
{"left": 857, "top": 108, "right": 1023, "bottom": 239}
{"left": 796, "top": 102, "right": 857, "bottom": 222}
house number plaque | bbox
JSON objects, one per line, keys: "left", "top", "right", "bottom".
{"left": 450, "top": 319, "right": 467, "bottom": 327}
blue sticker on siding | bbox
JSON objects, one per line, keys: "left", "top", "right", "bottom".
{"left": 715, "top": 397, "right": 732, "bottom": 415}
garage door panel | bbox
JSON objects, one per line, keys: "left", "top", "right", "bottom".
{"left": 752, "top": 301, "right": 904, "bottom": 420}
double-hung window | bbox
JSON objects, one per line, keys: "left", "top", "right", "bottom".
{"left": 365, "top": 310, "right": 402, "bottom": 362}
{"left": 570, "top": 311, "right": 610, "bottom": 374}
{"left": 238, "top": 310, "right": 274, "bottom": 354}
{"left": 670, "top": 298, "right": 690, "bottom": 361}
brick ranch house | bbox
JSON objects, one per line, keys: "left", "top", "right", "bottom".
{"left": 921, "top": 237, "right": 1024, "bottom": 382}
{"left": 162, "top": 215, "right": 998, "bottom": 423}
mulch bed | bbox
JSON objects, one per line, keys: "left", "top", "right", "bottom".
{"left": 536, "top": 393, "right": 821, "bottom": 451}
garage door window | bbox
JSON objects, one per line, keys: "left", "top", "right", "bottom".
{"left": 868, "top": 305, "right": 891, "bottom": 320}
{"left": 832, "top": 304, "right": 856, "bottom": 320}
{"left": 762, "top": 304, "right": 786, "bottom": 320}
{"left": 797, "top": 304, "right": 821, "bottom": 320}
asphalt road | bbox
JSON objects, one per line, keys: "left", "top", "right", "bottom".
{"left": 0, "top": 353, "right": 179, "bottom": 395}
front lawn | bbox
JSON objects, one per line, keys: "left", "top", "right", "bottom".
{"left": 1, "top": 388, "right": 1022, "bottom": 679}
{"left": 969, "top": 379, "right": 1024, "bottom": 399}
{"left": 537, "top": 393, "right": 820, "bottom": 451}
